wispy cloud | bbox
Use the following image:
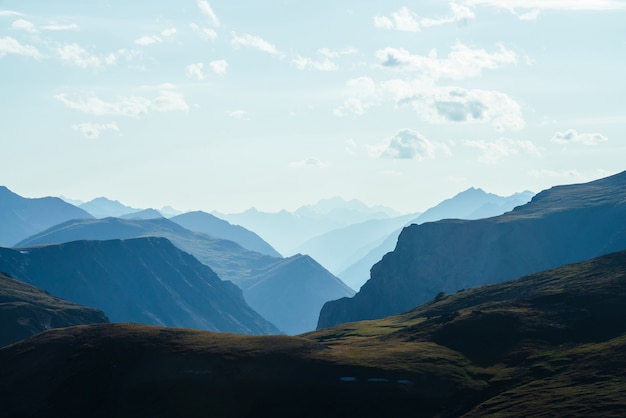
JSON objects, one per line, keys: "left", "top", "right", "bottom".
{"left": 375, "top": 4, "right": 476, "bottom": 32}
{"left": 57, "top": 43, "right": 115, "bottom": 68}
{"left": 41, "top": 23, "right": 79, "bottom": 31}
{"left": 368, "top": 129, "right": 439, "bottom": 160}
{"left": 550, "top": 129, "right": 608, "bottom": 145}
{"left": 198, "top": 0, "right": 220, "bottom": 27}
{"left": 333, "top": 77, "right": 378, "bottom": 118}
{"left": 528, "top": 169, "right": 586, "bottom": 180}
{"left": 231, "top": 32, "right": 283, "bottom": 57}
{"left": 0, "top": 10, "right": 22, "bottom": 17}
{"left": 161, "top": 27, "right": 177, "bottom": 37}
{"left": 463, "top": 0, "right": 626, "bottom": 11}
{"left": 134, "top": 35, "right": 162, "bottom": 46}
{"left": 317, "top": 47, "right": 358, "bottom": 58}
{"left": 186, "top": 63, "right": 206, "bottom": 80}
{"left": 292, "top": 56, "right": 338, "bottom": 71}
{"left": 229, "top": 110, "right": 250, "bottom": 120}
{"left": 421, "top": 3, "right": 476, "bottom": 27}
{"left": 72, "top": 122, "right": 119, "bottom": 139}
{"left": 11, "top": 19, "right": 38, "bottom": 33}
{"left": 289, "top": 157, "right": 330, "bottom": 169}
{"left": 209, "top": 59, "right": 228, "bottom": 76}
{"left": 465, "top": 138, "right": 539, "bottom": 163}
{"left": 190, "top": 23, "right": 217, "bottom": 41}
{"left": 55, "top": 86, "right": 189, "bottom": 117}
{"left": 376, "top": 43, "right": 517, "bottom": 80}
{"left": 0, "top": 36, "right": 44, "bottom": 59}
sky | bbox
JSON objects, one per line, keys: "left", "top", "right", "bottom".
{"left": 1, "top": 0, "right": 625, "bottom": 214}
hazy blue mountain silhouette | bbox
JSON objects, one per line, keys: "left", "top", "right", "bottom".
{"left": 0, "top": 186, "right": 93, "bottom": 247}
{"left": 0, "top": 272, "right": 108, "bottom": 347}
{"left": 1, "top": 238, "right": 279, "bottom": 334}
{"left": 120, "top": 208, "right": 163, "bottom": 220}
{"left": 79, "top": 197, "right": 142, "bottom": 218}
{"left": 171, "top": 211, "right": 281, "bottom": 257}
{"left": 337, "top": 188, "right": 534, "bottom": 291}
{"left": 16, "top": 217, "right": 352, "bottom": 335}
{"left": 214, "top": 197, "right": 399, "bottom": 255}
{"left": 318, "top": 171, "right": 626, "bottom": 328}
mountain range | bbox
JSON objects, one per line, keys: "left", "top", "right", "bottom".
{"left": 2, "top": 249, "right": 625, "bottom": 416}
{"left": 15, "top": 217, "right": 353, "bottom": 335}
{"left": 0, "top": 272, "right": 108, "bottom": 347}
{"left": 0, "top": 186, "right": 92, "bottom": 246}
{"left": 0, "top": 237, "right": 278, "bottom": 334}
{"left": 319, "top": 170, "right": 626, "bottom": 328}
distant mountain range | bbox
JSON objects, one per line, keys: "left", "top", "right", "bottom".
{"left": 15, "top": 217, "right": 352, "bottom": 335}
{"left": 79, "top": 197, "right": 144, "bottom": 218}
{"left": 0, "top": 237, "right": 279, "bottom": 334}
{"left": 337, "top": 188, "right": 534, "bottom": 290}
{"left": 0, "top": 272, "right": 108, "bottom": 347}
{"left": 214, "top": 197, "right": 401, "bottom": 255}
{"left": 3, "top": 249, "right": 626, "bottom": 416}
{"left": 0, "top": 186, "right": 92, "bottom": 246}
{"left": 319, "top": 171, "right": 626, "bottom": 329}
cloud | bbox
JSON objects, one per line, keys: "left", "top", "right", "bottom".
{"left": 383, "top": 80, "right": 524, "bottom": 131}
{"left": 0, "top": 10, "right": 22, "bottom": 17}
{"left": 317, "top": 47, "right": 358, "bottom": 58}
{"left": 421, "top": 3, "right": 476, "bottom": 27}
{"left": 334, "top": 77, "right": 378, "bottom": 118}
{"left": 368, "top": 129, "right": 437, "bottom": 160}
{"left": 334, "top": 98, "right": 368, "bottom": 118}
{"left": 55, "top": 86, "right": 189, "bottom": 117}
{"left": 462, "top": 0, "right": 626, "bottom": 11}
{"left": 292, "top": 56, "right": 338, "bottom": 71}
{"left": 186, "top": 63, "right": 206, "bottom": 80}
{"left": 161, "top": 27, "right": 177, "bottom": 37}
{"left": 198, "top": 0, "right": 220, "bottom": 27}
{"left": 550, "top": 129, "right": 608, "bottom": 145}
{"left": 11, "top": 19, "right": 38, "bottom": 33}
{"left": 528, "top": 169, "right": 585, "bottom": 180}
{"left": 72, "top": 122, "right": 119, "bottom": 139}
{"left": 190, "top": 23, "right": 217, "bottom": 41}
{"left": 41, "top": 23, "right": 79, "bottom": 31}
{"left": 374, "top": 7, "right": 420, "bottom": 32}
{"left": 209, "top": 59, "right": 228, "bottom": 76}
{"left": 134, "top": 35, "right": 162, "bottom": 46}
{"left": 289, "top": 157, "right": 330, "bottom": 169}
{"left": 57, "top": 43, "right": 113, "bottom": 68}
{"left": 376, "top": 43, "right": 517, "bottom": 80}
{"left": 0, "top": 36, "right": 43, "bottom": 59}
{"left": 464, "top": 138, "right": 539, "bottom": 163}
{"left": 231, "top": 32, "right": 283, "bottom": 57}
{"left": 229, "top": 110, "right": 250, "bottom": 120}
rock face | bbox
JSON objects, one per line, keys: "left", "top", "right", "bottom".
{"left": 0, "top": 272, "right": 108, "bottom": 347}
{"left": 318, "top": 170, "right": 626, "bottom": 329}
{"left": 0, "top": 237, "right": 279, "bottom": 334}
{"left": 0, "top": 186, "right": 92, "bottom": 246}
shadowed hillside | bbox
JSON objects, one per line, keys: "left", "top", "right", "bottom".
{"left": 319, "top": 171, "right": 626, "bottom": 328}
{"left": 0, "top": 272, "right": 108, "bottom": 347}
{"left": 1, "top": 250, "right": 626, "bottom": 417}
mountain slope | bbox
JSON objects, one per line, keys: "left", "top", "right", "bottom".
{"left": 0, "top": 186, "right": 92, "bottom": 246}
{"left": 319, "top": 171, "right": 626, "bottom": 328}
{"left": 0, "top": 238, "right": 279, "bottom": 334}
{"left": 0, "top": 272, "right": 108, "bottom": 347}
{"left": 171, "top": 210, "right": 281, "bottom": 257}
{"left": 16, "top": 217, "right": 351, "bottom": 334}
{"left": 2, "top": 250, "right": 626, "bottom": 417}
{"left": 79, "top": 197, "right": 142, "bottom": 218}
{"left": 338, "top": 188, "right": 534, "bottom": 291}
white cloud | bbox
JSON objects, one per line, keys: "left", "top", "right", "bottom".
{"left": 209, "top": 59, "right": 228, "bottom": 76}
{"left": 0, "top": 10, "right": 22, "bottom": 17}
{"left": 41, "top": 23, "right": 79, "bottom": 31}
{"left": 289, "top": 157, "right": 330, "bottom": 169}
{"left": 57, "top": 43, "right": 109, "bottom": 68}
{"left": 161, "top": 27, "right": 177, "bottom": 37}
{"left": 462, "top": 0, "right": 626, "bottom": 11}
{"left": 229, "top": 110, "right": 250, "bottom": 120}
{"left": 374, "top": 7, "right": 420, "bottom": 32}
{"left": 334, "top": 98, "right": 368, "bottom": 118}
{"left": 376, "top": 43, "right": 517, "bottom": 80}
{"left": 231, "top": 32, "right": 283, "bottom": 57}
{"left": 11, "top": 19, "right": 38, "bottom": 33}
{"left": 198, "top": 0, "right": 220, "bottom": 27}
{"left": 383, "top": 80, "right": 525, "bottom": 131}
{"left": 72, "top": 122, "right": 119, "bottom": 139}
{"left": 345, "top": 139, "right": 358, "bottom": 154}
{"left": 134, "top": 35, "right": 162, "bottom": 46}
{"left": 190, "top": 23, "right": 217, "bottom": 41}
{"left": 318, "top": 47, "right": 358, "bottom": 58}
{"left": 465, "top": 138, "right": 539, "bottom": 163}
{"left": 528, "top": 169, "right": 585, "bottom": 180}
{"left": 0, "top": 36, "right": 43, "bottom": 59}
{"left": 186, "top": 63, "right": 206, "bottom": 80}
{"left": 421, "top": 3, "right": 476, "bottom": 27}
{"left": 55, "top": 87, "right": 189, "bottom": 117}
{"left": 334, "top": 77, "right": 378, "bottom": 118}
{"left": 550, "top": 129, "right": 608, "bottom": 145}
{"left": 368, "top": 129, "right": 437, "bottom": 160}
{"left": 292, "top": 56, "right": 338, "bottom": 71}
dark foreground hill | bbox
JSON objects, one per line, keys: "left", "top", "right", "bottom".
{"left": 0, "top": 273, "right": 108, "bottom": 347}
{"left": 16, "top": 217, "right": 353, "bottom": 335}
{"left": 0, "top": 238, "right": 278, "bottom": 334}
{"left": 2, "top": 250, "right": 626, "bottom": 417}
{"left": 0, "top": 186, "right": 92, "bottom": 246}
{"left": 319, "top": 170, "right": 626, "bottom": 328}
